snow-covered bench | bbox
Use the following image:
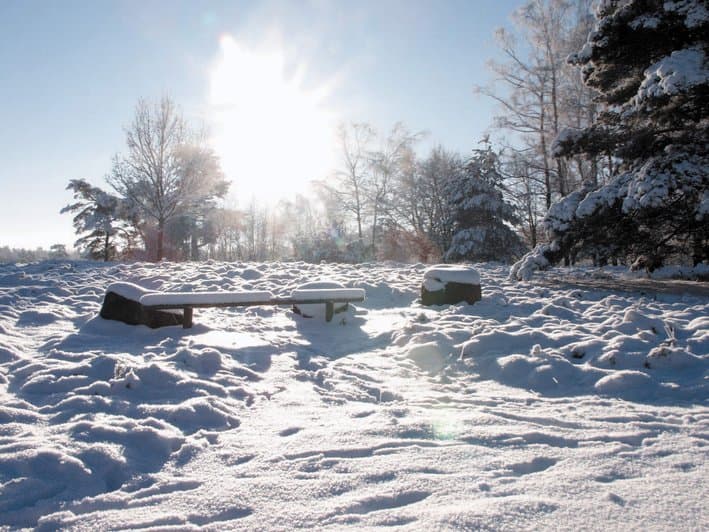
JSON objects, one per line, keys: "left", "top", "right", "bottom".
{"left": 139, "top": 288, "right": 366, "bottom": 328}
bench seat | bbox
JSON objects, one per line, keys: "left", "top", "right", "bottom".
{"left": 140, "top": 290, "right": 275, "bottom": 307}
{"left": 140, "top": 288, "right": 366, "bottom": 327}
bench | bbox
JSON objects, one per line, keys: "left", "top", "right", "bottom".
{"left": 139, "top": 288, "right": 366, "bottom": 328}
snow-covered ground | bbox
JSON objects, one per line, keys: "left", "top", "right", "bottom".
{"left": 0, "top": 260, "right": 707, "bottom": 530}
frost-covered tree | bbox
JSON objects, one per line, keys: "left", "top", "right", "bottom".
{"left": 548, "top": 0, "right": 709, "bottom": 268}
{"left": 108, "top": 97, "right": 229, "bottom": 261}
{"left": 61, "top": 179, "right": 136, "bottom": 261}
{"left": 482, "top": 1, "right": 598, "bottom": 208}
{"left": 445, "top": 145, "right": 524, "bottom": 263}
{"left": 366, "top": 123, "right": 422, "bottom": 257}
{"left": 329, "top": 122, "right": 376, "bottom": 242}
{"left": 48, "top": 244, "right": 69, "bottom": 259}
{"left": 316, "top": 122, "right": 422, "bottom": 260}
{"left": 481, "top": 0, "right": 601, "bottom": 249}
{"left": 404, "top": 147, "right": 460, "bottom": 260}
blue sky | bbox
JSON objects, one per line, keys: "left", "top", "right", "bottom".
{"left": 0, "top": 0, "right": 521, "bottom": 249}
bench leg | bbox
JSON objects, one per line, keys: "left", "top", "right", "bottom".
{"left": 325, "top": 301, "right": 334, "bottom": 322}
{"left": 183, "top": 306, "right": 193, "bottom": 328}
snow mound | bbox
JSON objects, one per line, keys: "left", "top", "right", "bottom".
{"left": 509, "top": 244, "right": 554, "bottom": 281}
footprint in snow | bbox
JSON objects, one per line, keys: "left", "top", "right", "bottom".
{"left": 279, "top": 427, "right": 302, "bottom": 437}
{"left": 499, "top": 456, "right": 558, "bottom": 477}
{"left": 339, "top": 490, "right": 431, "bottom": 515}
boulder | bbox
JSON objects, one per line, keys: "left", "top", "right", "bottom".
{"left": 100, "top": 282, "right": 183, "bottom": 328}
{"left": 421, "top": 265, "right": 481, "bottom": 306}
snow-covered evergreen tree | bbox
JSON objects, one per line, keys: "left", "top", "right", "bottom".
{"left": 61, "top": 179, "right": 136, "bottom": 261}
{"left": 547, "top": 0, "right": 709, "bottom": 268}
{"left": 445, "top": 145, "right": 524, "bottom": 263}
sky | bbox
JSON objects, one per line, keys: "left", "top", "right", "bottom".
{"left": 0, "top": 0, "right": 522, "bottom": 250}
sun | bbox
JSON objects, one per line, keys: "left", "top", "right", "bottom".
{"left": 209, "top": 35, "right": 337, "bottom": 205}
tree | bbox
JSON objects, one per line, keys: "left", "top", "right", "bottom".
{"left": 316, "top": 122, "right": 422, "bottom": 260}
{"left": 503, "top": 151, "right": 545, "bottom": 248}
{"left": 329, "top": 122, "right": 375, "bottom": 242}
{"left": 385, "top": 146, "right": 461, "bottom": 261}
{"left": 366, "top": 123, "right": 422, "bottom": 257}
{"left": 445, "top": 144, "right": 525, "bottom": 263}
{"left": 481, "top": 0, "right": 600, "bottom": 251}
{"left": 48, "top": 244, "right": 69, "bottom": 259}
{"left": 549, "top": 0, "right": 709, "bottom": 268}
{"left": 481, "top": 0, "right": 567, "bottom": 210}
{"left": 108, "top": 97, "right": 229, "bottom": 261}
{"left": 61, "top": 179, "right": 136, "bottom": 261}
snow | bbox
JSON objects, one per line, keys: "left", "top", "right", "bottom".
{"left": 105, "top": 281, "right": 155, "bottom": 301}
{"left": 140, "top": 290, "right": 275, "bottom": 306}
{"left": 547, "top": 184, "right": 596, "bottom": 232}
{"left": 290, "top": 288, "right": 366, "bottom": 301}
{"left": 0, "top": 260, "right": 707, "bottom": 529}
{"left": 551, "top": 127, "right": 584, "bottom": 157}
{"left": 290, "top": 280, "right": 354, "bottom": 320}
{"left": 423, "top": 265, "right": 480, "bottom": 292}
{"left": 509, "top": 243, "right": 556, "bottom": 281}
{"left": 635, "top": 47, "right": 708, "bottom": 103}
{"left": 664, "top": 0, "right": 709, "bottom": 28}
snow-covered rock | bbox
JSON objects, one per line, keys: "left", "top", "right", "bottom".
{"left": 421, "top": 265, "right": 481, "bottom": 306}
{"left": 100, "top": 282, "right": 183, "bottom": 328}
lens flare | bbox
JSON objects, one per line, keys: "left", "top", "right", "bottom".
{"left": 209, "top": 35, "right": 337, "bottom": 204}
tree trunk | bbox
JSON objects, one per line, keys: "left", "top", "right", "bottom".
{"left": 104, "top": 232, "right": 110, "bottom": 262}
{"left": 355, "top": 187, "right": 363, "bottom": 240}
{"left": 157, "top": 221, "right": 164, "bottom": 262}
{"left": 371, "top": 209, "right": 378, "bottom": 258}
{"left": 539, "top": 95, "right": 552, "bottom": 210}
{"left": 190, "top": 233, "right": 199, "bottom": 261}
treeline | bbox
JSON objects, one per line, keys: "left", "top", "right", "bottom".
{"left": 61, "top": 98, "right": 524, "bottom": 263}
{"left": 0, "top": 244, "right": 73, "bottom": 264}
{"left": 61, "top": 0, "right": 708, "bottom": 269}
{"left": 63, "top": 126, "right": 522, "bottom": 264}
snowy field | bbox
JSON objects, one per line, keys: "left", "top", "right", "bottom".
{"left": 0, "top": 260, "right": 707, "bottom": 530}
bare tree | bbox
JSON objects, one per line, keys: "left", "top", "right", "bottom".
{"left": 366, "top": 123, "right": 422, "bottom": 256}
{"left": 385, "top": 146, "right": 461, "bottom": 260}
{"left": 207, "top": 208, "right": 242, "bottom": 261}
{"left": 503, "top": 151, "right": 545, "bottom": 247}
{"left": 108, "top": 97, "right": 228, "bottom": 261}
{"left": 480, "top": 0, "right": 598, "bottom": 209}
{"left": 322, "top": 122, "right": 375, "bottom": 242}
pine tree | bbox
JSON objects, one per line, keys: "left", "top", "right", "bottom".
{"left": 445, "top": 145, "right": 524, "bottom": 263}
{"left": 61, "top": 179, "right": 136, "bottom": 261}
{"left": 549, "top": 0, "right": 709, "bottom": 268}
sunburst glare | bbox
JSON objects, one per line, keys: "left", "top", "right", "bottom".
{"left": 210, "top": 35, "right": 337, "bottom": 204}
